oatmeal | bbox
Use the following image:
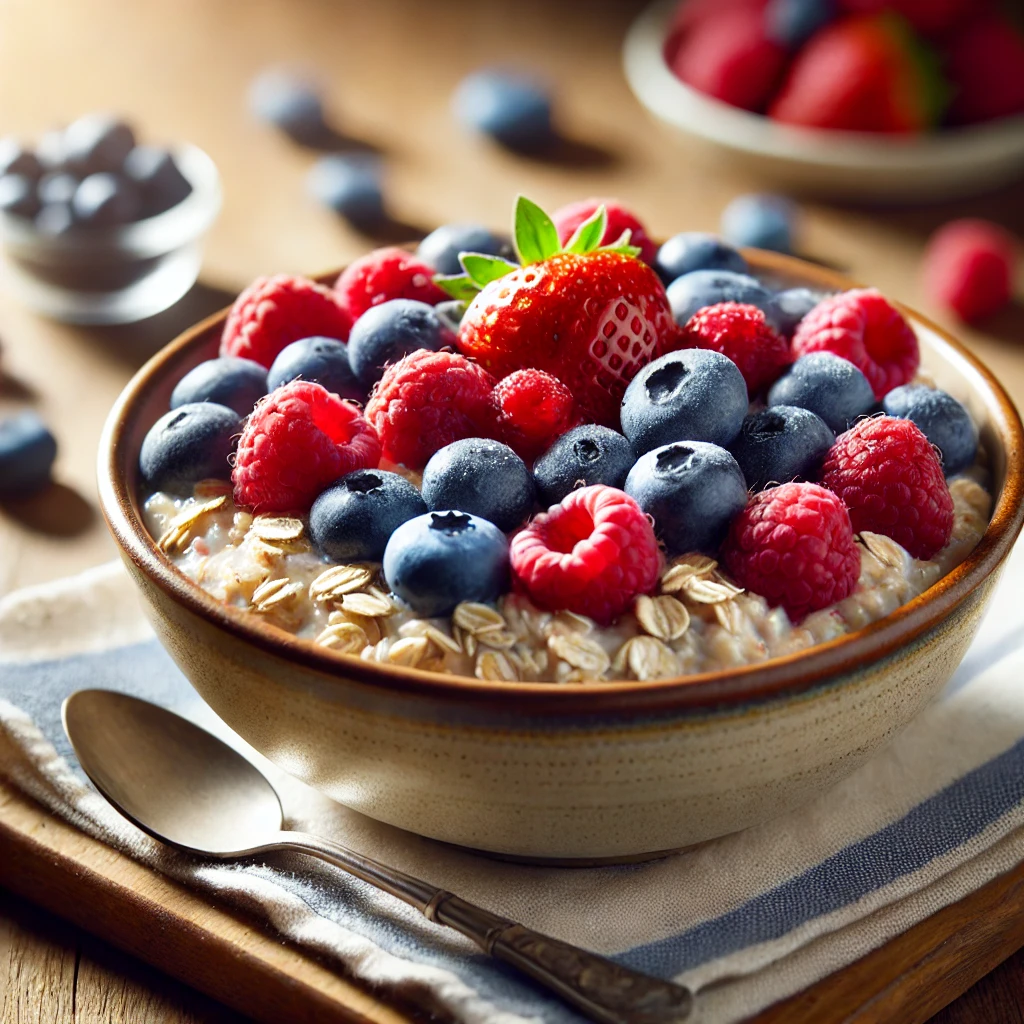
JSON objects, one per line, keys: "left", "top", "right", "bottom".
{"left": 143, "top": 467, "right": 991, "bottom": 683}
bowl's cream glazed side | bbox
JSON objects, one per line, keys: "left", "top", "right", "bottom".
{"left": 125, "top": 552, "right": 996, "bottom": 859}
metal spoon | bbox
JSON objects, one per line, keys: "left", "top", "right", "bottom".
{"left": 62, "top": 689, "right": 692, "bottom": 1024}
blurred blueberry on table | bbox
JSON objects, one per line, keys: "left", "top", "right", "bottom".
{"left": 170, "top": 357, "right": 268, "bottom": 416}
{"left": 721, "top": 194, "right": 796, "bottom": 254}
{"left": 267, "top": 336, "right": 362, "bottom": 403}
{"left": 453, "top": 69, "right": 554, "bottom": 151}
{"left": 654, "top": 232, "right": 748, "bottom": 285}
{"left": 729, "top": 405, "right": 834, "bottom": 491}
{"left": 139, "top": 403, "right": 240, "bottom": 495}
{"left": 417, "top": 223, "right": 514, "bottom": 276}
{"left": 37, "top": 171, "right": 79, "bottom": 206}
{"left": 123, "top": 146, "right": 192, "bottom": 216}
{"left": 882, "top": 384, "right": 978, "bottom": 477}
{"left": 434, "top": 299, "right": 467, "bottom": 333}
{"left": 533, "top": 424, "right": 635, "bottom": 506}
{"left": 422, "top": 437, "right": 535, "bottom": 533}
{"left": 667, "top": 268, "right": 781, "bottom": 329}
{"left": 311, "top": 468, "right": 427, "bottom": 562}
{"left": 35, "top": 202, "right": 76, "bottom": 237}
{"left": 765, "top": 0, "right": 835, "bottom": 48}
{"left": 62, "top": 113, "right": 136, "bottom": 175}
{"left": 383, "top": 509, "right": 510, "bottom": 618}
{"left": 249, "top": 69, "right": 328, "bottom": 146}
{"left": 306, "top": 155, "right": 384, "bottom": 227}
{"left": 0, "top": 175, "right": 40, "bottom": 219}
{"left": 347, "top": 298, "right": 455, "bottom": 388}
{"left": 625, "top": 441, "right": 748, "bottom": 556}
{"left": 72, "top": 173, "right": 142, "bottom": 227}
{"left": 768, "top": 353, "right": 875, "bottom": 435}
{"left": 0, "top": 138, "right": 42, "bottom": 181}
{"left": 0, "top": 411, "right": 58, "bottom": 496}
{"left": 35, "top": 129, "right": 67, "bottom": 171}
{"left": 620, "top": 348, "right": 749, "bottom": 455}
{"left": 773, "top": 286, "right": 820, "bottom": 335}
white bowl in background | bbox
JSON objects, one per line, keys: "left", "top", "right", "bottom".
{"left": 623, "top": 0, "right": 1024, "bottom": 202}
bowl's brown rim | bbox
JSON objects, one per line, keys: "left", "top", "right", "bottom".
{"left": 98, "top": 251, "right": 1024, "bottom": 717}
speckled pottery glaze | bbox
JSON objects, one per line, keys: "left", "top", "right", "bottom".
{"left": 98, "top": 254, "right": 1024, "bottom": 861}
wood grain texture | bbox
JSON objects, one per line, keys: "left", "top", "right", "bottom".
{"left": 0, "top": 0, "right": 1023, "bottom": 1021}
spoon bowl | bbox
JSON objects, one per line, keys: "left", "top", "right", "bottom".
{"left": 63, "top": 689, "right": 283, "bottom": 856}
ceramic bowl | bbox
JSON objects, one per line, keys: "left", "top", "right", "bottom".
{"left": 98, "top": 253, "right": 1024, "bottom": 862}
{"left": 623, "top": 0, "right": 1024, "bottom": 202}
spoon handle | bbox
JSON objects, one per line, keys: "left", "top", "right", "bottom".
{"left": 278, "top": 830, "right": 693, "bottom": 1024}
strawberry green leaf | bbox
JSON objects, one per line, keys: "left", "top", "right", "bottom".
{"left": 459, "top": 252, "right": 519, "bottom": 288}
{"left": 514, "top": 195, "right": 561, "bottom": 265}
{"left": 599, "top": 228, "right": 642, "bottom": 258}
{"left": 564, "top": 205, "right": 608, "bottom": 255}
{"left": 433, "top": 273, "right": 480, "bottom": 302}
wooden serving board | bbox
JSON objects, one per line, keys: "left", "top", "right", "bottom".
{"left": 3, "top": 778, "right": 1024, "bottom": 1024}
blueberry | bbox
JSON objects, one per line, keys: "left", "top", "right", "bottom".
{"left": 266, "top": 336, "right": 361, "bottom": 403}
{"left": 171, "top": 357, "right": 268, "bottom": 416}
{"left": 882, "top": 384, "right": 979, "bottom": 477}
{"left": 139, "top": 403, "right": 240, "bottom": 495}
{"left": 766, "top": 0, "right": 836, "bottom": 47}
{"left": 532, "top": 424, "right": 635, "bottom": 506}
{"left": 422, "top": 438, "right": 534, "bottom": 532}
{"left": 453, "top": 69, "right": 554, "bottom": 151}
{"left": 774, "top": 286, "right": 821, "bottom": 336}
{"left": 73, "top": 173, "right": 142, "bottom": 227}
{"left": 0, "top": 175, "right": 40, "bottom": 218}
{"left": 435, "top": 299, "right": 467, "bottom": 333}
{"left": 37, "top": 171, "right": 79, "bottom": 206}
{"left": 768, "top": 353, "right": 875, "bottom": 435}
{"left": 417, "top": 223, "right": 514, "bottom": 276}
{"left": 383, "top": 510, "right": 509, "bottom": 618}
{"left": 249, "top": 69, "right": 327, "bottom": 145}
{"left": 307, "top": 155, "right": 384, "bottom": 227}
{"left": 729, "top": 406, "right": 834, "bottom": 491}
{"left": 654, "top": 232, "right": 748, "bottom": 285}
{"left": 667, "top": 269, "right": 780, "bottom": 329}
{"left": 62, "top": 114, "right": 136, "bottom": 175}
{"left": 36, "top": 129, "right": 67, "bottom": 171}
{"left": 35, "top": 203, "right": 76, "bottom": 236}
{"left": 620, "top": 348, "right": 748, "bottom": 455}
{"left": 0, "top": 138, "right": 42, "bottom": 181}
{"left": 721, "top": 194, "right": 796, "bottom": 254}
{"left": 123, "top": 146, "right": 192, "bottom": 215}
{"left": 310, "top": 468, "right": 427, "bottom": 562}
{"left": 347, "top": 299, "right": 454, "bottom": 388}
{"left": 0, "top": 411, "right": 57, "bottom": 496}
{"left": 625, "top": 441, "right": 748, "bottom": 555}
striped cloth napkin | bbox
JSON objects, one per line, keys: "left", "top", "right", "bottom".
{"left": 3, "top": 549, "right": 1024, "bottom": 1024}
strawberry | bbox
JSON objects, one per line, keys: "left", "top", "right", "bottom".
{"left": 443, "top": 197, "right": 677, "bottom": 427}
{"left": 838, "top": 0, "right": 985, "bottom": 38}
{"left": 944, "top": 13, "right": 1024, "bottom": 125}
{"left": 769, "top": 14, "right": 950, "bottom": 133}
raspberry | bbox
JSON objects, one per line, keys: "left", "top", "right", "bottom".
{"left": 220, "top": 275, "right": 353, "bottom": 369}
{"left": 364, "top": 349, "right": 497, "bottom": 470}
{"left": 510, "top": 485, "right": 660, "bottom": 625}
{"left": 551, "top": 198, "right": 658, "bottom": 265}
{"left": 792, "top": 289, "right": 919, "bottom": 400}
{"left": 820, "top": 416, "right": 953, "bottom": 560}
{"left": 491, "top": 369, "right": 576, "bottom": 463}
{"left": 922, "top": 219, "right": 1015, "bottom": 324}
{"left": 232, "top": 381, "right": 380, "bottom": 514}
{"left": 334, "top": 247, "right": 446, "bottom": 321}
{"left": 681, "top": 302, "right": 791, "bottom": 394}
{"left": 670, "top": 6, "right": 787, "bottom": 112}
{"left": 722, "top": 482, "right": 860, "bottom": 621}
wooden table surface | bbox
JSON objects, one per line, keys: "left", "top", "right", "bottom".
{"left": 0, "top": 0, "right": 1022, "bottom": 1020}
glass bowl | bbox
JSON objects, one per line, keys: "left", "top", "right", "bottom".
{"left": 0, "top": 143, "right": 221, "bottom": 324}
